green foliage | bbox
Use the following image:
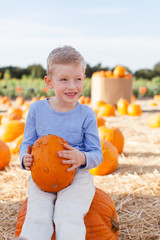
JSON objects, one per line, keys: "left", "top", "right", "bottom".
{"left": 82, "top": 78, "right": 91, "bottom": 97}
{"left": 27, "top": 64, "right": 46, "bottom": 78}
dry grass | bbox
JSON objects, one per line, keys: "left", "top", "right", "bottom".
{"left": 0, "top": 98, "right": 160, "bottom": 240}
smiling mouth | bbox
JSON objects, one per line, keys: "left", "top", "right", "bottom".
{"left": 65, "top": 93, "right": 77, "bottom": 97}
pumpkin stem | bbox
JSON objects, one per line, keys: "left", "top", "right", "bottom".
{"left": 111, "top": 217, "right": 119, "bottom": 232}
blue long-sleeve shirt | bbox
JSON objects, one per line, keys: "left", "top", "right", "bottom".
{"left": 20, "top": 98, "right": 103, "bottom": 170}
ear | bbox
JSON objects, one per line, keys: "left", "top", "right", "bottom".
{"left": 44, "top": 76, "right": 54, "bottom": 89}
{"left": 83, "top": 74, "right": 86, "bottom": 81}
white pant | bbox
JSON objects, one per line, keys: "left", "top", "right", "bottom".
{"left": 20, "top": 169, "right": 95, "bottom": 240}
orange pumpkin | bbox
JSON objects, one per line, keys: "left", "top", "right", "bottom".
{"left": 0, "top": 140, "right": 11, "bottom": 170}
{"left": 78, "top": 96, "right": 91, "bottom": 104}
{"left": 0, "top": 96, "right": 11, "bottom": 104}
{"left": 9, "top": 133, "right": 24, "bottom": 154}
{"left": 127, "top": 104, "right": 142, "bottom": 116}
{"left": 147, "top": 114, "right": 160, "bottom": 128}
{"left": 0, "top": 120, "right": 25, "bottom": 142}
{"left": 113, "top": 65, "right": 126, "bottom": 78}
{"left": 98, "top": 104, "right": 116, "bottom": 117}
{"left": 117, "top": 98, "right": 129, "bottom": 115}
{"left": 15, "top": 188, "right": 119, "bottom": 239}
{"left": 31, "top": 135, "right": 76, "bottom": 193}
{"left": 105, "top": 70, "right": 114, "bottom": 78}
{"left": 7, "top": 107, "right": 23, "bottom": 119}
{"left": 98, "top": 126, "right": 124, "bottom": 154}
{"left": 0, "top": 114, "right": 3, "bottom": 124}
{"left": 15, "top": 96, "right": 25, "bottom": 106}
{"left": 131, "top": 94, "right": 136, "bottom": 103}
{"left": 90, "top": 140, "right": 118, "bottom": 176}
{"left": 153, "top": 95, "right": 160, "bottom": 104}
{"left": 1, "top": 112, "right": 20, "bottom": 124}
{"left": 97, "top": 117, "right": 106, "bottom": 127}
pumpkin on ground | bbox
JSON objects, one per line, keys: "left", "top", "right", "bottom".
{"left": 9, "top": 133, "right": 24, "bottom": 154}
{"left": 153, "top": 95, "right": 160, "bottom": 104}
{"left": 127, "top": 104, "right": 142, "bottom": 116}
{"left": 0, "top": 140, "right": 11, "bottom": 170}
{"left": 117, "top": 98, "right": 129, "bottom": 115}
{"left": 98, "top": 126, "right": 124, "bottom": 154}
{"left": 15, "top": 187, "right": 119, "bottom": 240}
{"left": 0, "top": 120, "right": 25, "bottom": 142}
{"left": 1, "top": 112, "right": 20, "bottom": 124}
{"left": 90, "top": 140, "right": 118, "bottom": 176}
{"left": 7, "top": 107, "right": 23, "bottom": 119}
{"left": 97, "top": 117, "right": 106, "bottom": 127}
{"left": 78, "top": 95, "right": 91, "bottom": 104}
{"left": 98, "top": 104, "right": 116, "bottom": 117}
{"left": 31, "top": 135, "right": 76, "bottom": 193}
{"left": 147, "top": 114, "right": 160, "bottom": 128}
{"left": 15, "top": 96, "right": 25, "bottom": 106}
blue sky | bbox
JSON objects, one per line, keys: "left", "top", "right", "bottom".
{"left": 0, "top": 0, "right": 160, "bottom": 71}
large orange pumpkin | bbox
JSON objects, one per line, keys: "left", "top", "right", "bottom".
{"left": 0, "top": 121, "right": 25, "bottom": 142}
{"left": 15, "top": 187, "right": 119, "bottom": 239}
{"left": 98, "top": 104, "right": 116, "bottom": 117}
{"left": 117, "top": 98, "right": 129, "bottom": 115}
{"left": 31, "top": 135, "right": 76, "bottom": 193}
{"left": 127, "top": 104, "right": 142, "bottom": 116}
{"left": 90, "top": 140, "right": 118, "bottom": 176}
{"left": 147, "top": 114, "right": 160, "bottom": 128}
{"left": 98, "top": 126, "right": 124, "bottom": 154}
{"left": 0, "top": 140, "right": 11, "bottom": 170}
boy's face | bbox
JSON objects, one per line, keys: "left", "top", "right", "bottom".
{"left": 45, "top": 63, "right": 85, "bottom": 106}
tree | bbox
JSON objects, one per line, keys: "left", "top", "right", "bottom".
{"left": 27, "top": 64, "right": 46, "bottom": 78}
{"left": 153, "top": 62, "right": 160, "bottom": 75}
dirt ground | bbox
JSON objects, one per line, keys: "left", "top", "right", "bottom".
{"left": 0, "top": 98, "right": 160, "bottom": 240}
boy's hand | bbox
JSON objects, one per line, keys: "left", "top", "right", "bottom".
{"left": 23, "top": 145, "right": 33, "bottom": 171}
{"left": 58, "top": 143, "right": 86, "bottom": 172}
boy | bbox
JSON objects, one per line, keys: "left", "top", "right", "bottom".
{"left": 18, "top": 46, "right": 103, "bottom": 240}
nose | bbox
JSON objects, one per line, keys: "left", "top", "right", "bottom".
{"left": 67, "top": 80, "right": 76, "bottom": 89}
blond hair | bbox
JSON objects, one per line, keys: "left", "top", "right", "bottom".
{"left": 46, "top": 46, "right": 86, "bottom": 76}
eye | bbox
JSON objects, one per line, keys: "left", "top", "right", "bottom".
{"left": 60, "top": 78, "right": 67, "bottom": 81}
{"left": 77, "top": 78, "right": 82, "bottom": 81}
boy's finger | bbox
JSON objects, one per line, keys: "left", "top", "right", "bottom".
{"left": 26, "top": 145, "right": 32, "bottom": 154}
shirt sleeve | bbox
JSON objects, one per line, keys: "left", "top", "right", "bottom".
{"left": 19, "top": 104, "right": 38, "bottom": 169}
{"left": 80, "top": 109, "right": 103, "bottom": 169}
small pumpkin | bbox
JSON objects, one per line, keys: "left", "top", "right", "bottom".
{"left": 90, "top": 140, "right": 118, "bottom": 176}
{"left": 7, "top": 107, "right": 23, "bottom": 119}
{"left": 97, "top": 117, "right": 106, "bottom": 127}
{"left": 0, "top": 140, "right": 11, "bottom": 170}
{"left": 117, "top": 98, "right": 129, "bottom": 115}
{"left": 0, "top": 120, "right": 25, "bottom": 142}
{"left": 98, "top": 104, "right": 116, "bottom": 117}
{"left": 153, "top": 95, "right": 160, "bottom": 104}
{"left": 1, "top": 112, "right": 20, "bottom": 124}
{"left": 98, "top": 126, "right": 124, "bottom": 154}
{"left": 127, "top": 104, "right": 142, "bottom": 116}
{"left": 31, "top": 135, "right": 76, "bottom": 193}
{"left": 113, "top": 65, "right": 126, "bottom": 78}
{"left": 78, "top": 96, "right": 91, "bottom": 104}
{"left": 9, "top": 133, "right": 24, "bottom": 154}
{"left": 147, "top": 114, "right": 160, "bottom": 128}
{"left": 15, "top": 96, "right": 25, "bottom": 106}
{"left": 15, "top": 187, "right": 119, "bottom": 240}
